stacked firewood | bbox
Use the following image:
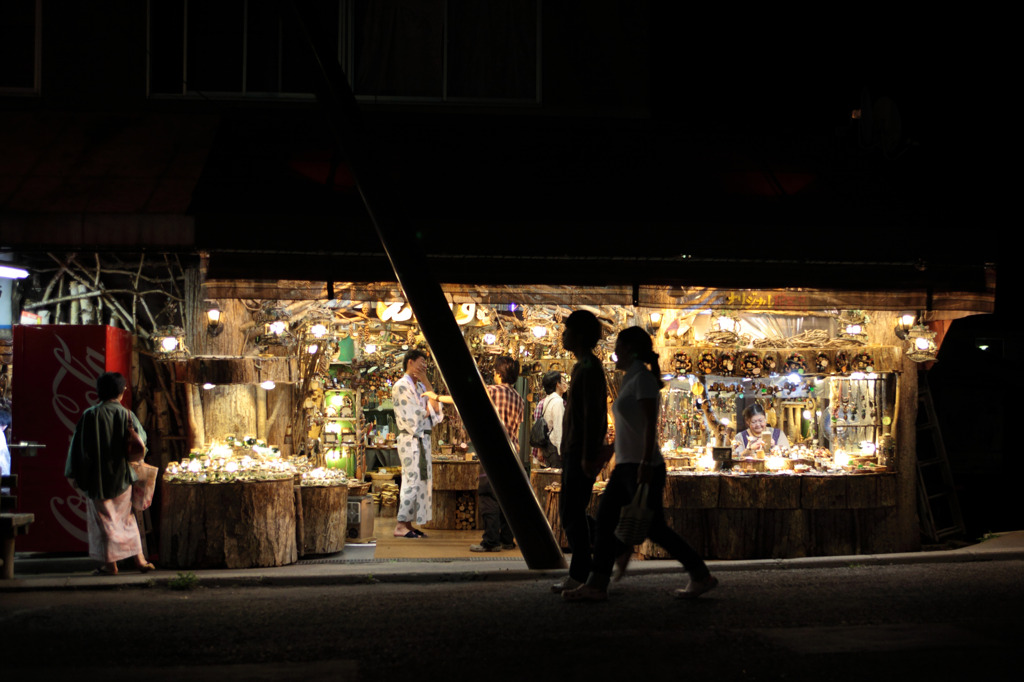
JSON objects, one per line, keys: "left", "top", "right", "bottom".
{"left": 454, "top": 491, "right": 477, "bottom": 530}
{"left": 378, "top": 483, "right": 399, "bottom": 517}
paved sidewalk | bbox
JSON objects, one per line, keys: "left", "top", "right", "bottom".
{"left": 4, "top": 530, "right": 1023, "bottom": 593}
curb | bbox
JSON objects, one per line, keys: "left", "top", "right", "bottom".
{"left": 4, "top": 545, "right": 1023, "bottom": 593}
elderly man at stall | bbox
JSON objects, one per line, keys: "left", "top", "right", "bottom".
{"left": 391, "top": 349, "right": 444, "bottom": 538}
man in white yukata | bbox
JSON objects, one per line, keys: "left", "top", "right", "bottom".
{"left": 391, "top": 349, "right": 444, "bottom": 538}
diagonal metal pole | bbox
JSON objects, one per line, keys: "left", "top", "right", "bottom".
{"left": 288, "top": 1, "right": 565, "bottom": 569}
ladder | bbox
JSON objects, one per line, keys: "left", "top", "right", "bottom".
{"left": 916, "top": 372, "right": 965, "bottom": 542}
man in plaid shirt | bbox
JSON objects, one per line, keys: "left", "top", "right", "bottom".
{"left": 471, "top": 355, "right": 526, "bottom": 552}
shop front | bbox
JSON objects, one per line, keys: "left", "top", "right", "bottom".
{"left": 142, "top": 277, "right": 991, "bottom": 567}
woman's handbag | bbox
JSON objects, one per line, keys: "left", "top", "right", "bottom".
{"left": 124, "top": 409, "right": 146, "bottom": 462}
{"left": 130, "top": 461, "right": 158, "bottom": 511}
{"left": 614, "top": 483, "right": 653, "bottom": 545}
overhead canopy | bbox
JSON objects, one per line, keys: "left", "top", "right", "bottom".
{"left": 202, "top": 278, "right": 996, "bottom": 317}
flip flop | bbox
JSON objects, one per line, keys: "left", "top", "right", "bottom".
{"left": 393, "top": 531, "right": 419, "bottom": 538}
{"left": 91, "top": 566, "right": 117, "bottom": 576}
{"left": 137, "top": 562, "right": 156, "bottom": 573}
{"left": 412, "top": 529, "right": 428, "bottom": 538}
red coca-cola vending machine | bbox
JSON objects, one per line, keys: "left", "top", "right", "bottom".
{"left": 11, "top": 325, "right": 133, "bottom": 552}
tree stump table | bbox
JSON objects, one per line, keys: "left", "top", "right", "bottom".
{"left": 160, "top": 478, "right": 298, "bottom": 569}
{"left": 296, "top": 484, "right": 349, "bottom": 556}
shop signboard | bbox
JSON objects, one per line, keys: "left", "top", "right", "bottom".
{"left": 11, "top": 325, "right": 133, "bottom": 552}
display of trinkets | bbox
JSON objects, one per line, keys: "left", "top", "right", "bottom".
{"left": 673, "top": 351, "right": 693, "bottom": 374}
{"left": 785, "top": 353, "right": 807, "bottom": 373}
{"left": 741, "top": 352, "right": 762, "bottom": 378}
{"left": 762, "top": 353, "right": 778, "bottom": 374}
{"left": 815, "top": 352, "right": 830, "bottom": 373}
{"left": 162, "top": 440, "right": 342, "bottom": 485}
{"left": 834, "top": 351, "right": 850, "bottom": 373}
{"left": 852, "top": 352, "right": 874, "bottom": 371}
{"left": 697, "top": 351, "right": 717, "bottom": 374}
{"left": 718, "top": 351, "right": 736, "bottom": 375}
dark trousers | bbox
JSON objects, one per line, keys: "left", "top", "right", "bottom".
{"left": 559, "top": 459, "right": 596, "bottom": 583}
{"left": 478, "top": 476, "right": 514, "bottom": 548}
{"left": 591, "top": 463, "right": 710, "bottom": 582}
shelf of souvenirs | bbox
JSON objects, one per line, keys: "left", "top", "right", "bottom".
{"left": 662, "top": 442, "right": 892, "bottom": 476}
{"left": 662, "top": 346, "right": 902, "bottom": 377}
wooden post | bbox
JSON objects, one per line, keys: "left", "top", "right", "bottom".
{"left": 289, "top": 2, "right": 565, "bottom": 569}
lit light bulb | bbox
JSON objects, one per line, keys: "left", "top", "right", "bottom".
{"left": 202, "top": 383, "right": 216, "bottom": 390}
{"left": 532, "top": 326, "right": 547, "bottom": 338}
{"left": 364, "top": 343, "right": 377, "bottom": 354}
{"left": 160, "top": 336, "right": 178, "bottom": 352}
{"left": 915, "top": 337, "right": 930, "bottom": 351}
{"left": 260, "top": 380, "right": 276, "bottom": 390}
{"left": 483, "top": 334, "right": 496, "bottom": 345}
{"left": 207, "top": 308, "right": 221, "bottom": 323}
{"left": 310, "top": 323, "right": 328, "bottom": 338}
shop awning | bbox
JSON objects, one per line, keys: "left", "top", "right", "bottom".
{"left": 203, "top": 278, "right": 996, "bottom": 317}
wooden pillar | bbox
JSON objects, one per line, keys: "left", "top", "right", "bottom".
{"left": 289, "top": 2, "right": 565, "bottom": 569}
{"left": 866, "top": 311, "right": 920, "bottom": 552}
{"left": 203, "top": 384, "right": 258, "bottom": 442}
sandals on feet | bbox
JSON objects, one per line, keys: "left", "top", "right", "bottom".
{"left": 394, "top": 531, "right": 420, "bottom": 538}
{"left": 674, "top": 575, "right": 719, "bottom": 599}
{"left": 562, "top": 584, "right": 608, "bottom": 602}
{"left": 550, "top": 576, "right": 582, "bottom": 594}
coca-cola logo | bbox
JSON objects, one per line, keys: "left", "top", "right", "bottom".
{"left": 51, "top": 333, "right": 105, "bottom": 433}
{"left": 51, "top": 483, "right": 89, "bottom": 543}
{"left": 49, "top": 333, "right": 105, "bottom": 543}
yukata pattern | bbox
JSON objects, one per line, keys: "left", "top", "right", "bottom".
{"left": 392, "top": 375, "right": 443, "bottom": 524}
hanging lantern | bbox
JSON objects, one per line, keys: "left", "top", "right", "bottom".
{"left": 839, "top": 310, "right": 869, "bottom": 343}
{"left": 153, "top": 326, "right": 188, "bottom": 359}
{"left": 905, "top": 324, "right": 938, "bottom": 362}
{"left": 205, "top": 301, "right": 224, "bottom": 337}
{"left": 894, "top": 311, "right": 916, "bottom": 340}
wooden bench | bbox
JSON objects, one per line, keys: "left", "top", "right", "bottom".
{"left": 1, "top": 474, "right": 35, "bottom": 580}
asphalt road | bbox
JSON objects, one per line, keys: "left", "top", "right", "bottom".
{"left": 4, "top": 560, "right": 1022, "bottom": 681}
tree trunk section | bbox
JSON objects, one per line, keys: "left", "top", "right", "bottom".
{"left": 298, "top": 485, "right": 349, "bottom": 555}
{"left": 159, "top": 479, "right": 298, "bottom": 569}
{"left": 203, "top": 384, "right": 257, "bottom": 442}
